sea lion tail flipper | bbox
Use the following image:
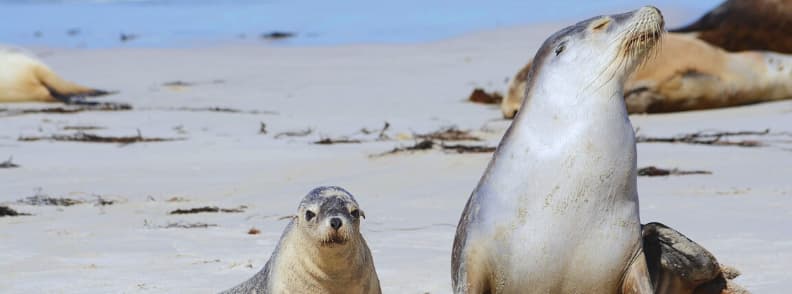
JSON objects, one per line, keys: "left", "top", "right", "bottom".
{"left": 34, "top": 64, "right": 116, "bottom": 104}
{"left": 620, "top": 249, "right": 654, "bottom": 294}
{"left": 641, "top": 222, "right": 744, "bottom": 294}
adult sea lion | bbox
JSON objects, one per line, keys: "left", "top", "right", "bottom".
{"left": 0, "top": 47, "right": 111, "bottom": 104}
{"left": 452, "top": 6, "right": 663, "bottom": 293}
{"left": 221, "top": 186, "right": 381, "bottom": 294}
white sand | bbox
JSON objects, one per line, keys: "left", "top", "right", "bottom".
{"left": 1, "top": 21, "right": 791, "bottom": 293}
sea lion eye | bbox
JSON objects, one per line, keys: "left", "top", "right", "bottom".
{"left": 554, "top": 44, "right": 565, "bottom": 56}
{"left": 351, "top": 209, "right": 360, "bottom": 218}
{"left": 305, "top": 210, "right": 316, "bottom": 221}
{"left": 591, "top": 18, "right": 610, "bottom": 31}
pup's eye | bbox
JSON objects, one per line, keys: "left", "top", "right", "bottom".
{"left": 351, "top": 209, "right": 360, "bottom": 218}
{"left": 555, "top": 44, "right": 565, "bottom": 56}
{"left": 305, "top": 210, "right": 315, "bottom": 221}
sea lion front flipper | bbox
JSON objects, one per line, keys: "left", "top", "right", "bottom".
{"left": 620, "top": 249, "right": 654, "bottom": 294}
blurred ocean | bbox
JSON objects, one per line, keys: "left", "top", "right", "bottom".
{"left": 0, "top": 0, "right": 722, "bottom": 48}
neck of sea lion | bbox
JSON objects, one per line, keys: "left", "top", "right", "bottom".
{"left": 280, "top": 228, "right": 371, "bottom": 289}
{"left": 489, "top": 76, "right": 638, "bottom": 205}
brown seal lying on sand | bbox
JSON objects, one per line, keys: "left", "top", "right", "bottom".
{"left": 671, "top": 0, "right": 792, "bottom": 54}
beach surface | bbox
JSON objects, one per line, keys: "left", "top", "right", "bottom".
{"left": 2, "top": 21, "right": 792, "bottom": 293}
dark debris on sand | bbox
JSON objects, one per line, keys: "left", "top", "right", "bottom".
{"left": 637, "top": 129, "right": 769, "bottom": 147}
{"left": 638, "top": 166, "right": 712, "bottom": 177}
{"left": 468, "top": 88, "right": 503, "bottom": 104}
{"left": 359, "top": 121, "right": 391, "bottom": 141}
{"left": 63, "top": 125, "right": 105, "bottom": 131}
{"left": 0, "top": 206, "right": 30, "bottom": 217}
{"left": 274, "top": 128, "right": 313, "bottom": 139}
{"left": 19, "top": 130, "right": 182, "bottom": 145}
{"left": 374, "top": 139, "right": 495, "bottom": 157}
{"left": 162, "top": 80, "right": 225, "bottom": 87}
{"left": 154, "top": 106, "right": 276, "bottom": 115}
{"left": 0, "top": 103, "right": 132, "bottom": 117}
{"left": 314, "top": 137, "right": 362, "bottom": 145}
{"left": 416, "top": 127, "right": 481, "bottom": 141}
{"left": 0, "top": 157, "right": 19, "bottom": 168}
{"left": 161, "top": 222, "right": 218, "bottom": 229}
{"left": 169, "top": 206, "right": 247, "bottom": 215}
{"left": 19, "top": 196, "right": 83, "bottom": 206}
{"left": 441, "top": 143, "right": 496, "bottom": 154}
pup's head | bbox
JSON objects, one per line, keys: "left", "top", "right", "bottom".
{"left": 295, "top": 186, "right": 366, "bottom": 248}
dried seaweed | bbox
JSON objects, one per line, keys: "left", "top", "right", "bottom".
{"left": 169, "top": 206, "right": 247, "bottom": 215}
{"left": 638, "top": 166, "right": 712, "bottom": 177}
{"left": 441, "top": 144, "right": 496, "bottom": 153}
{"left": 161, "top": 222, "right": 218, "bottom": 229}
{"left": 360, "top": 122, "right": 390, "bottom": 140}
{"left": 146, "top": 106, "right": 276, "bottom": 115}
{"left": 63, "top": 126, "right": 105, "bottom": 131}
{"left": 0, "top": 157, "right": 19, "bottom": 168}
{"left": 18, "top": 131, "right": 181, "bottom": 144}
{"left": 373, "top": 140, "right": 435, "bottom": 157}
{"left": 636, "top": 129, "right": 769, "bottom": 147}
{"left": 0, "top": 206, "right": 30, "bottom": 217}
{"left": 18, "top": 195, "right": 84, "bottom": 206}
{"left": 0, "top": 103, "right": 132, "bottom": 117}
{"left": 314, "top": 137, "right": 362, "bottom": 145}
{"left": 416, "top": 127, "right": 480, "bottom": 141}
{"left": 274, "top": 128, "right": 313, "bottom": 139}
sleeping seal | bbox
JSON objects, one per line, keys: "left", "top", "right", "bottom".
{"left": 452, "top": 6, "right": 663, "bottom": 293}
{"left": 221, "top": 186, "right": 381, "bottom": 294}
{"left": 0, "top": 47, "right": 111, "bottom": 104}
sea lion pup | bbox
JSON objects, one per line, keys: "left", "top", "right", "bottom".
{"left": 0, "top": 47, "right": 112, "bottom": 104}
{"left": 642, "top": 222, "right": 748, "bottom": 294}
{"left": 501, "top": 33, "right": 792, "bottom": 117}
{"left": 221, "top": 186, "right": 381, "bottom": 294}
{"left": 452, "top": 7, "right": 663, "bottom": 293}
{"left": 671, "top": 0, "right": 792, "bottom": 53}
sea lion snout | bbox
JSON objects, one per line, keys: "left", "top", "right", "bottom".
{"left": 330, "top": 217, "right": 343, "bottom": 230}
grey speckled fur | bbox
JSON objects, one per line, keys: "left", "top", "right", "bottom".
{"left": 220, "top": 186, "right": 379, "bottom": 294}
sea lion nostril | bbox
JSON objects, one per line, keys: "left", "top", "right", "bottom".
{"left": 330, "top": 217, "right": 342, "bottom": 230}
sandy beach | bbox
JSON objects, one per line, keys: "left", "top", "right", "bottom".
{"left": 2, "top": 18, "right": 792, "bottom": 294}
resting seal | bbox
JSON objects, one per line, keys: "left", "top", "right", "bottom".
{"left": 502, "top": 33, "right": 792, "bottom": 117}
{"left": 452, "top": 7, "right": 663, "bottom": 293}
{"left": 222, "top": 186, "right": 381, "bottom": 294}
{"left": 671, "top": 0, "right": 792, "bottom": 53}
{"left": 0, "top": 47, "right": 111, "bottom": 103}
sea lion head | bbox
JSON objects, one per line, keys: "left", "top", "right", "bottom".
{"left": 509, "top": 6, "right": 664, "bottom": 117}
{"left": 295, "top": 186, "right": 366, "bottom": 248}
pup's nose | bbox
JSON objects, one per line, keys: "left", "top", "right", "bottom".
{"left": 330, "top": 217, "right": 342, "bottom": 230}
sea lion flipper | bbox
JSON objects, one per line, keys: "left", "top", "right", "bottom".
{"left": 620, "top": 250, "right": 654, "bottom": 294}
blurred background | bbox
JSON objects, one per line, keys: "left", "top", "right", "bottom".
{"left": 1, "top": 0, "right": 722, "bottom": 48}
